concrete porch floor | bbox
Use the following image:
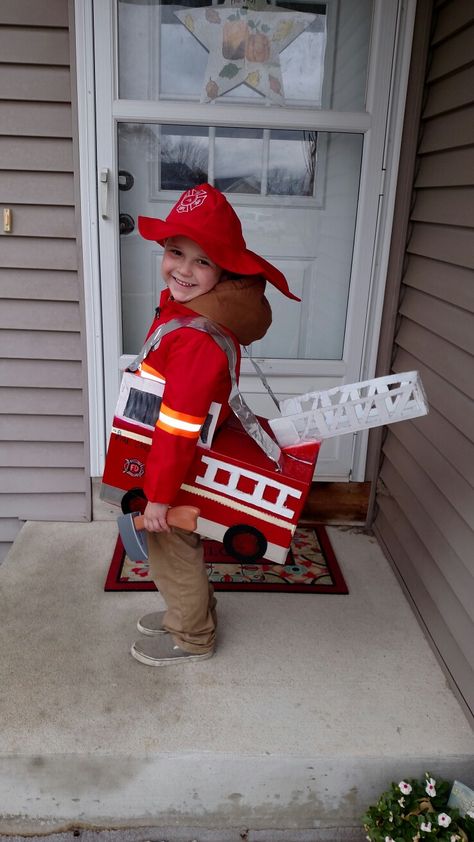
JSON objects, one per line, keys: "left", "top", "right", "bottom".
{"left": 1, "top": 503, "right": 473, "bottom": 840}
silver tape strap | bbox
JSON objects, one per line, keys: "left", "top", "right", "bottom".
{"left": 128, "top": 315, "right": 282, "bottom": 469}
{"left": 243, "top": 347, "right": 281, "bottom": 412}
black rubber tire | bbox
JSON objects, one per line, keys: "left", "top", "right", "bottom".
{"left": 223, "top": 524, "right": 268, "bottom": 563}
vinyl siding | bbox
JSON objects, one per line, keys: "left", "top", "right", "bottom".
{"left": 373, "top": 0, "right": 474, "bottom": 720}
{"left": 0, "top": 0, "right": 90, "bottom": 562}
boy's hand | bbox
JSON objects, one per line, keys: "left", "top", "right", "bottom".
{"left": 143, "top": 501, "right": 170, "bottom": 533}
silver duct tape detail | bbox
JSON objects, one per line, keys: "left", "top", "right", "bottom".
{"left": 243, "top": 347, "right": 281, "bottom": 412}
{"left": 228, "top": 386, "right": 282, "bottom": 468}
{"left": 128, "top": 314, "right": 282, "bottom": 469}
{"left": 128, "top": 318, "right": 191, "bottom": 371}
{"left": 100, "top": 482, "right": 126, "bottom": 507}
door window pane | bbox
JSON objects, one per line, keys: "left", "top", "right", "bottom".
{"left": 161, "top": 125, "right": 209, "bottom": 189}
{"left": 118, "top": 0, "right": 372, "bottom": 110}
{"left": 214, "top": 127, "right": 263, "bottom": 194}
{"left": 268, "top": 130, "right": 317, "bottom": 196}
{"left": 118, "top": 121, "right": 363, "bottom": 360}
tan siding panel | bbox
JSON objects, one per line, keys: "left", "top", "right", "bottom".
{"left": 376, "top": 496, "right": 474, "bottom": 669}
{"left": 402, "top": 256, "right": 474, "bottom": 311}
{"left": 0, "top": 441, "right": 84, "bottom": 468}
{"left": 0, "top": 27, "right": 69, "bottom": 65}
{"left": 0, "top": 299, "right": 79, "bottom": 330}
{"left": 387, "top": 421, "right": 474, "bottom": 529}
{"left": 415, "top": 147, "right": 474, "bottom": 188}
{"left": 1, "top": 237, "right": 77, "bottom": 271}
{"left": 0, "top": 137, "right": 73, "bottom": 172}
{"left": 399, "top": 288, "right": 474, "bottom": 352}
{"left": 375, "top": 507, "right": 474, "bottom": 716}
{"left": 0, "top": 359, "right": 82, "bottom": 389}
{"left": 0, "top": 172, "right": 73, "bottom": 205}
{"left": 0, "top": 329, "right": 81, "bottom": 360}
{"left": 431, "top": 0, "right": 474, "bottom": 45}
{"left": 0, "top": 0, "right": 68, "bottom": 27}
{"left": 0, "top": 387, "right": 83, "bottom": 415}
{"left": 411, "top": 187, "right": 474, "bottom": 227}
{"left": 0, "top": 545, "right": 11, "bottom": 563}
{"left": 380, "top": 460, "right": 473, "bottom": 619}
{"left": 0, "top": 269, "right": 78, "bottom": 300}
{"left": 396, "top": 320, "right": 474, "bottom": 398}
{"left": 0, "top": 64, "right": 71, "bottom": 101}
{"left": 0, "top": 519, "right": 22, "bottom": 542}
{"left": 0, "top": 467, "right": 86, "bottom": 493}
{"left": 428, "top": 24, "right": 474, "bottom": 81}
{"left": 393, "top": 350, "right": 473, "bottom": 442}
{"left": 0, "top": 205, "right": 76, "bottom": 239}
{"left": 0, "top": 493, "right": 89, "bottom": 520}
{"left": 420, "top": 106, "right": 474, "bottom": 153}
{"left": 0, "top": 414, "right": 84, "bottom": 441}
{"left": 407, "top": 222, "right": 474, "bottom": 268}
{"left": 411, "top": 405, "right": 474, "bottom": 485}
{"left": 382, "top": 434, "right": 473, "bottom": 565}
{"left": 423, "top": 65, "right": 474, "bottom": 118}
{"left": 1, "top": 102, "right": 72, "bottom": 137}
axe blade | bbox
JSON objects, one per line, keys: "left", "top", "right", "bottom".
{"left": 117, "top": 511, "right": 148, "bottom": 561}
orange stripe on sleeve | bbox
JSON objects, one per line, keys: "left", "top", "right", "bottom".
{"left": 139, "top": 361, "right": 166, "bottom": 381}
{"left": 156, "top": 418, "right": 201, "bottom": 438}
{"left": 159, "top": 402, "right": 206, "bottom": 425}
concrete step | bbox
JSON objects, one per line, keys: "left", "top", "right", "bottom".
{"left": 1, "top": 521, "right": 473, "bottom": 838}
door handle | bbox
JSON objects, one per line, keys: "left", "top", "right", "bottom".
{"left": 99, "top": 167, "right": 109, "bottom": 218}
{"left": 119, "top": 213, "right": 135, "bottom": 235}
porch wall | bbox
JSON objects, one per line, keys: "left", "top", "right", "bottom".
{"left": 373, "top": 0, "right": 474, "bottom": 720}
{"left": 0, "top": 0, "right": 90, "bottom": 562}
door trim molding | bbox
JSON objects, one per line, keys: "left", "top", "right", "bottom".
{"left": 75, "top": 0, "right": 106, "bottom": 477}
{"left": 352, "top": 0, "right": 417, "bottom": 481}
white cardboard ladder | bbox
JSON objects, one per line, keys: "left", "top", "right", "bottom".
{"left": 268, "top": 371, "right": 428, "bottom": 447}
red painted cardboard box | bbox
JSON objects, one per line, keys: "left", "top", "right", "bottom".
{"left": 101, "top": 408, "right": 319, "bottom": 565}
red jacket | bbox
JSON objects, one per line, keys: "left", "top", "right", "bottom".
{"left": 139, "top": 281, "right": 271, "bottom": 504}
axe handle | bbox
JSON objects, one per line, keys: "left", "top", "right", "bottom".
{"left": 133, "top": 505, "right": 200, "bottom": 533}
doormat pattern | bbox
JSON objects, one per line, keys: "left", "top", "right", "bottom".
{"left": 104, "top": 526, "right": 348, "bottom": 594}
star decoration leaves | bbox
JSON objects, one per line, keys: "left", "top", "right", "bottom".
{"left": 174, "top": 4, "right": 316, "bottom": 104}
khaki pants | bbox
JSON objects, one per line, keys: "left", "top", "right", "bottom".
{"left": 147, "top": 527, "right": 217, "bottom": 654}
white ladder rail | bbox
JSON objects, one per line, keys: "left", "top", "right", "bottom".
{"left": 196, "top": 455, "right": 302, "bottom": 518}
{"left": 269, "top": 371, "right": 429, "bottom": 447}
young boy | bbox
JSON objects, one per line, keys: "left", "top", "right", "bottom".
{"left": 129, "top": 184, "right": 298, "bottom": 666}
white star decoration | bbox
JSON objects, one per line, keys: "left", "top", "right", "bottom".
{"left": 175, "top": 4, "right": 316, "bottom": 104}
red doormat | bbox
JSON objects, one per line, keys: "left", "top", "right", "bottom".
{"left": 104, "top": 526, "right": 348, "bottom": 594}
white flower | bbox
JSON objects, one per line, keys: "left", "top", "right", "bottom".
{"left": 399, "top": 781, "right": 413, "bottom": 795}
{"left": 466, "top": 810, "right": 474, "bottom": 818}
{"left": 398, "top": 796, "right": 406, "bottom": 807}
{"left": 385, "top": 836, "right": 395, "bottom": 842}
{"left": 425, "top": 779, "right": 436, "bottom": 796}
{"left": 420, "top": 821, "right": 432, "bottom": 832}
{"left": 438, "top": 813, "right": 452, "bottom": 828}
{"left": 450, "top": 834, "right": 461, "bottom": 841}
{"left": 389, "top": 811, "right": 393, "bottom": 822}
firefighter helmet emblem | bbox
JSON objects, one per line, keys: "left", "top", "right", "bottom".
{"left": 123, "top": 458, "right": 144, "bottom": 478}
{"left": 176, "top": 188, "right": 207, "bottom": 213}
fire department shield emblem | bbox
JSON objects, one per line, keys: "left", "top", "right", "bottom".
{"left": 176, "top": 188, "right": 207, "bottom": 213}
{"left": 123, "top": 458, "right": 145, "bottom": 478}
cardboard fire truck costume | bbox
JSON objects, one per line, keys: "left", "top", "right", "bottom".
{"left": 101, "top": 311, "right": 428, "bottom": 565}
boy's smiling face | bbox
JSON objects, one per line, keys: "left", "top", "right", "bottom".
{"left": 161, "top": 236, "right": 223, "bottom": 302}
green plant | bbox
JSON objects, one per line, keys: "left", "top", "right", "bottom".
{"left": 362, "top": 772, "right": 474, "bottom": 841}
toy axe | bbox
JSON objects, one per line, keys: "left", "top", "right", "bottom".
{"left": 117, "top": 506, "right": 200, "bottom": 562}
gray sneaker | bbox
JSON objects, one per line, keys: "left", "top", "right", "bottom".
{"left": 137, "top": 611, "right": 168, "bottom": 636}
{"left": 131, "top": 635, "right": 214, "bottom": 666}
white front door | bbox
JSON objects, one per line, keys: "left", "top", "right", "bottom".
{"left": 91, "top": 0, "right": 413, "bottom": 480}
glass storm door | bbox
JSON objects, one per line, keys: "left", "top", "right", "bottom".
{"left": 94, "top": 0, "right": 402, "bottom": 480}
